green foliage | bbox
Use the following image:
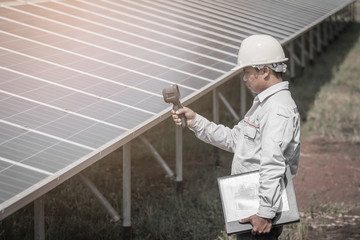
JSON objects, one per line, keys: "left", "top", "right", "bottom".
{"left": 291, "top": 20, "right": 360, "bottom": 142}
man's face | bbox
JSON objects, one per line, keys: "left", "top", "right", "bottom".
{"left": 242, "top": 67, "right": 266, "bottom": 94}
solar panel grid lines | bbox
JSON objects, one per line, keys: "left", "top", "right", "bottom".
{"left": 79, "top": 0, "right": 239, "bottom": 49}
{"left": 100, "top": 0, "right": 242, "bottom": 45}
{"left": 279, "top": 0, "right": 356, "bottom": 45}
{"left": 192, "top": 0, "right": 304, "bottom": 30}
{"left": 0, "top": 156, "right": 52, "bottom": 181}
{"left": 242, "top": 0, "right": 333, "bottom": 23}
{"left": 0, "top": 54, "right": 163, "bottom": 120}
{"left": 181, "top": 0, "right": 301, "bottom": 33}
{"left": 0, "top": 123, "right": 92, "bottom": 159}
{"left": 0, "top": 156, "right": 55, "bottom": 177}
{"left": 0, "top": 118, "right": 96, "bottom": 176}
{"left": 0, "top": 117, "right": 96, "bottom": 151}
{"left": 210, "top": 0, "right": 321, "bottom": 33}
{"left": 30, "top": 2, "right": 229, "bottom": 77}
{"left": 0, "top": 144, "right": 100, "bottom": 220}
{"left": 0, "top": 124, "right": 79, "bottom": 165}
{"left": 0, "top": 76, "right": 131, "bottom": 147}
{"left": 1, "top": 19, "right": 208, "bottom": 91}
{"left": 151, "top": 0, "right": 291, "bottom": 38}
{"left": 0, "top": 87, "right": 131, "bottom": 132}
{"left": 0, "top": 10, "right": 216, "bottom": 92}
{"left": 0, "top": 25, "right": 173, "bottom": 96}
{"left": 0, "top": 57, "right": 158, "bottom": 115}
{"left": 59, "top": 1, "right": 238, "bottom": 60}
{"left": 0, "top": 125, "right": 124, "bottom": 173}
{"left": 0, "top": 160, "right": 51, "bottom": 200}
{"left": 6, "top": 101, "right": 133, "bottom": 138}
{"left": 51, "top": 0, "right": 237, "bottom": 66}
{"left": 124, "top": 0, "right": 258, "bottom": 40}
{"left": 274, "top": 0, "right": 340, "bottom": 13}
{"left": 0, "top": 40, "right": 173, "bottom": 104}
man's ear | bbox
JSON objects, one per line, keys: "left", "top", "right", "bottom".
{"left": 262, "top": 66, "right": 271, "bottom": 80}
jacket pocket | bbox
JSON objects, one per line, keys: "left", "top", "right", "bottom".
{"left": 244, "top": 125, "right": 257, "bottom": 140}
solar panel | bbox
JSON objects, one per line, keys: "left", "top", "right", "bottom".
{"left": 0, "top": 0, "right": 355, "bottom": 220}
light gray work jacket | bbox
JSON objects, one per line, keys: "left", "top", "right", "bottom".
{"left": 189, "top": 81, "right": 300, "bottom": 219}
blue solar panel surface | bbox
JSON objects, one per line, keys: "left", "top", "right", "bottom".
{"left": 0, "top": 0, "right": 354, "bottom": 219}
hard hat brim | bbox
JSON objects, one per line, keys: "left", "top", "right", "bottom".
{"left": 232, "top": 58, "right": 289, "bottom": 72}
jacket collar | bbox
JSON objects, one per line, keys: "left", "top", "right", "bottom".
{"left": 256, "top": 81, "right": 289, "bottom": 103}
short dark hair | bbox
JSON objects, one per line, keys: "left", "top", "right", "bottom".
{"left": 274, "top": 71, "right": 283, "bottom": 79}
{"left": 254, "top": 66, "right": 283, "bottom": 79}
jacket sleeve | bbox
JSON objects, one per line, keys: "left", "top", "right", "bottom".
{"left": 188, "top": 114, "right": 242, "bottom": 153}
{"left": 257, "top": 105, "right": 295, "bottom": 219}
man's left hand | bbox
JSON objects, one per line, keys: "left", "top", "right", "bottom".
{"left": 239, "top": 215, "right": 272, "bottom": 235}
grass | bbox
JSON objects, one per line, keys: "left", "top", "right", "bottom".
{"left": 297, "top": 30, "right": 360, "bottom": 142}
{"left": 290, "top": 14, "right": 360, "bottom": 143}
{"left": 1, "top": 4, "right": 360, "bottom": 240}
{"left": 279, "top": 203, "right": 357, "bottom": 240}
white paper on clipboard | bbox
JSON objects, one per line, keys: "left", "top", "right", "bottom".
{"left": 219, "top": 171, "right": 289, "bottom": 223}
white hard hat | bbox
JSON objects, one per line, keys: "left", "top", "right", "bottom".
{"left": 234, "top": 34, "right": 288, "bottom": 71}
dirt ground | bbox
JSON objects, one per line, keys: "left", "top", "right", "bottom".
{"left": 294, "top": 137, "right": 360, "bottom": 208}
{"left": 293, "top": 136, "right": 360, "bottom": 239}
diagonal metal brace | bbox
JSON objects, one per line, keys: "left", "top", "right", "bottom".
{"left": 218, "top": 91, "right": 240, "bottom": 122}
{"left": 140, "top": 135, "right": 175, "bottom": 180}
{"left": 79, "top": 173, "right": 120, "bottom": 223}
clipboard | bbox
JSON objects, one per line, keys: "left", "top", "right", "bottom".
{"left": 217, "top": 166, "right": 299, "bottom": 235}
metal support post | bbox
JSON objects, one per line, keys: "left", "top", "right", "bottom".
{"left": 287, "top": 41, "right": 296, "bottom": 79}
{"left": 334, "top": 14, "right": 339, "bottom": 35}
{"left": 338, "top": 10, "right": 342, "bottom": 32}
{"left": 122, "top": 143, "right": 131, "bottom": 239}
{"left": 139, "top": 136, "right": 175, "bottom": 179}
{"left": 175, "top": 126, "right": 183, "bottom": 196}
{"left": 349, "top": 4, "right": 352, "bottom": 23}
{"left": 329, "top": 17, "right": 334, "bottom": 41}
{"left": 345, "top": 5, "right": 349, "bottom": 23}
{"left": 352, "top": 3, "right": 356, "bottom": 22}
{"left": 79, "top": 173, "right": 120, "bottom": 223}
{"left": 351, "top": 3, "right": 355, "bottom": 22}
{"left": 344, "top": 8, "right": 348, "bottom": 27}
{"left": 316, "top": 25, "right": 322, "bottom": 53}
{"left": 341, "top": 9, "right": 347, "bottom": 31}
{"left": 309, "top": 28, "right": 314, "bottom": 61}
{"left": 34, "top": 196, "right": 45, "bottom": 240}
{"left": 213, "top": 89, "right": 220, "bottom": 124}
{"left": 300, "top": 35, "right": 306, "bottom": 68}
{"left": 212, "top": 89, "right": 220, "bottom": 167}
{"left": 323, "top": 21, "right": 328, "bottom": 48}
{"left": 296, "top": 35, "right": 308, "bottom": 68}
{"left": 334, "top": 13, "right": 339, "bottom": 36}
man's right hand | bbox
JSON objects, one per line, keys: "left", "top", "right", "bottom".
{"left": 240, "top": 215, "right": 272, "bottom": 236}
{"left": 171, "top": 107, "right": 196, "bottom": 127}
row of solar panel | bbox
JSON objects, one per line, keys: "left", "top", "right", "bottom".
{"left": 0, "top": 0, "right": 354, "bottom": 218}
{"left": 0, "top": 0, "right": 235, "bottom": 208}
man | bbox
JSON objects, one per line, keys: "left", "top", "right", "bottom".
{"left": 172, "top": 35, "right": 300, "bottom": 240}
